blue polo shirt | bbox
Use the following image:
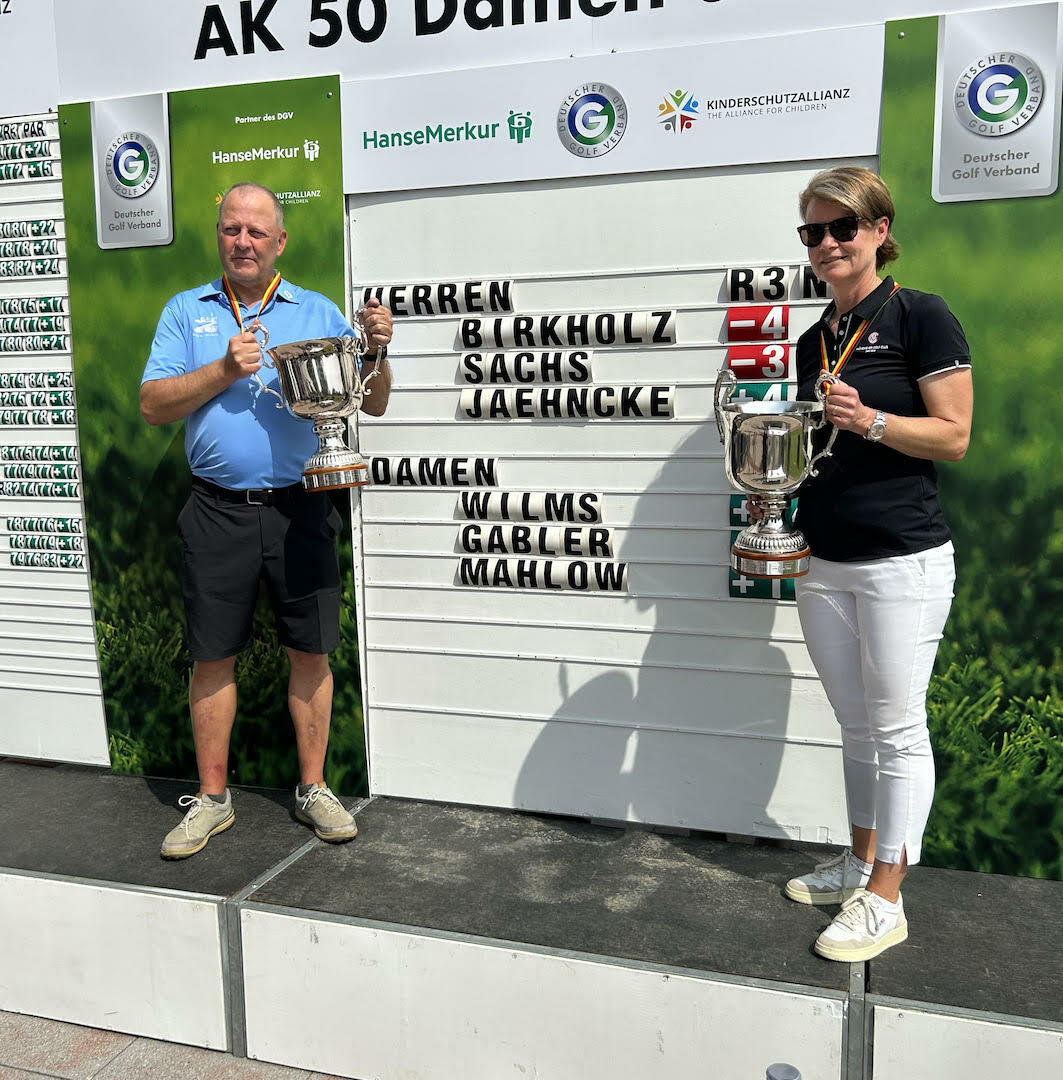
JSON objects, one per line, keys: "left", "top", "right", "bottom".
{"left": 142, "top": 277, "right": 354, "bottom": 488}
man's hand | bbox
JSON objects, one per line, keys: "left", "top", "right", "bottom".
{"left": 361, "top": 297, "right": 393, "bottom": 351}
{"left": 222, "top": 329, "right": 264, "bottom": 382}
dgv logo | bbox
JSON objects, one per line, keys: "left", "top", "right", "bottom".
{"left": 556, "top": 83, "right": 628, "bottom": 158}
{"left": 955, "top": 52, "right": 1044, "bottom": 137}
{"left": 104, "top": 131, "right": 160, "bottom": 199}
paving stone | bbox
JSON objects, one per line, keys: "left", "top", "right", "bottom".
{"left": 93, "top": 1039, "right": 314, "bottom": 1080}
{"left": 0, "top": 1012, "right": 133, "bottom": 1077}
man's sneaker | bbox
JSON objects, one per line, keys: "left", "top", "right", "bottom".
{"left": 785, "top": 849, "right": 871, "bottom": 906}
{"left": 160, "top": 790, "right": 234, "bottom": 859}
{"left": 814, "top": 891, "right": 908, "bottom": 962}
{"left": 295, "top": 782, "right": 358, "bottom": 842}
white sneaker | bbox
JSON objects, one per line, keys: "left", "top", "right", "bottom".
{"left": 814, "top": 891, "right": 908, "bottom": 962}
{"left": 785, "top": 850, "right": 871, "bottom": 906}
{"left": 160, "top": 790, "right": 235, "bottom": 859}
{"left": 295, "top": 782, "right": 358, "bottom": 842}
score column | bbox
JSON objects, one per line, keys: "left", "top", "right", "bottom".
{"left": 722, "top": 264, "right": 819, "bottom": 602}
{"left": 0, "top": 111, "right": 107, "bottom": 764}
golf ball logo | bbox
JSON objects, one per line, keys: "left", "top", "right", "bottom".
{"left": 105, "top": 131, "right": 160, "bottom": 198}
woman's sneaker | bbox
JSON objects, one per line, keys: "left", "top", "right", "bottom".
{"left": 160, "top": 790, "right": 235, "bottom": 859}
{"left": 295, "top": 782, "right": 358, "bottom": 842}
{"left": 814, "top": 891, "right": 908, "bottom": 962}
{"left": 784, "top": 849, "right": 871, "bottom": 905}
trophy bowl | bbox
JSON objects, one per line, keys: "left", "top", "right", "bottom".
{"left": 714, "top": 369, "right": 836, "bottom": 578}
{"left": 265, "top": 334, "right": 378, "bottom": 491}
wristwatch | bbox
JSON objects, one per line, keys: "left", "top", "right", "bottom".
{"left": 865, "top": 410, "right": 887, "bottom": 442}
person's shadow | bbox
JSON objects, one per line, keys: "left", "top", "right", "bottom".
{"left": 514, "top": 423, "right": 802, "bottom": 838}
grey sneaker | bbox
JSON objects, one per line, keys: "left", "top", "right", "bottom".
{"left": 784, "top": 849, "right": 871, "bottom": 905}
{"left": 814, "top": 890, "right": 908, "bottom": 962}
{"left": 295, "top": 783, "right": 358, "bottom": 842}
{"left": 161, "top": 790, "right": 234, "bottom": 859}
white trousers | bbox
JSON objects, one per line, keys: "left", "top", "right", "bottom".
{"left": 795, "top": 542, "right": 955, "bottom": 865}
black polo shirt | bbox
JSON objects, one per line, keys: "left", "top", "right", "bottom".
{"left": 795, "top": 275, "right": 971, "bottom": 562}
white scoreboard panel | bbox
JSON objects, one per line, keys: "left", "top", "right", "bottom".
{"left": 348, "top": 159, "right": 865, "bottom": 839}
{"left": 0, "top": 112, "right": 108, "bottom": 766}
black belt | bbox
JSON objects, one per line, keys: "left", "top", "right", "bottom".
{"left": 192, "top": 476, "right": 306, "bottom": 506}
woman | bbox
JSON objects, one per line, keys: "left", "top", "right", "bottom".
{"left": 784, "top": 167, "right": 973, "bottom": 962}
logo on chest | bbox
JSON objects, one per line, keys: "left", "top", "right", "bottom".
{"left": 194, "top": 314, "right": 219, "bottom": 336}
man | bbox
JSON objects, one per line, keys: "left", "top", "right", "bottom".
{"left": 140, "top": 182, "right": 392, "bottom": 859}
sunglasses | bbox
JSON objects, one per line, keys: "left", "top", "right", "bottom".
{"left": 797, "top": 215, "right": 864, "bottom": 247}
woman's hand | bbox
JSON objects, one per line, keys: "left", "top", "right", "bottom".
{"left": 822, "top": 377, "right": 875, "bottom": 435}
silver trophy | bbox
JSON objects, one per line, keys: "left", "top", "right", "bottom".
{"left": 714, "top": 369, "right": 837, "bottom": 578}
{"left": 249, "top": 313, "right": 384, "bottom": 491}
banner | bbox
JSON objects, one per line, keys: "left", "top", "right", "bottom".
{"left": 51, "top": 0, "right": 1042, "bottom": 106}
{"left": 341, "top": 26, "right": 883, "bottom": 192}
{"left": 59, "top": 76, "right": 366, "bottom": 791}
{"left": 882, "top": 16, "right": 1063, "bottom": 880}
{"left": 932, "top": 2, "right": 1061, "bottom": 201}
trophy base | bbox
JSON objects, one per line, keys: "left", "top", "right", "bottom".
{"left": 731, "top": 519, "right": 811, "bottom": 579}
{"left": 302, "top": 461, "right": 370, "bottom": 492}
{"left": 731, "top": 546, "right": 811, "bottom": 579}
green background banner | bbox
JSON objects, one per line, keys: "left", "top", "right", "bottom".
{"left": 881, "top": 20, "right": 1062, "bottom": 879}
{"left": 59, "top": 76, "right": 369, "bottom": 796}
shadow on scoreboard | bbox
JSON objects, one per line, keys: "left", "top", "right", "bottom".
{"left": 514, "top": 426, "right": 794, "bottom": 836}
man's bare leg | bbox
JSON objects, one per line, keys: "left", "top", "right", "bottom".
{"left": 190, "top": 656, "right": 238, "bottom": 795}
{"left": 287, "top": 647, "right": 333, "bottom": 786}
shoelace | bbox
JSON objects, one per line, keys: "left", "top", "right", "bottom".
{"left": 302, "top": 786, "right": 343, "bottom": 816}
{"left": 835, "top": 892, "right": 884, "bottom": 935}
{"left": 177, "top": 794, "right": 203, "bottom": 836}
{"left": 811, "top": 850, "right": 852, "bottom": 882}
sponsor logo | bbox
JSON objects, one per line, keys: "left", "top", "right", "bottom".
{"left": 194, "top": 315, "right": 219, "bottom": 336}
{"left": 955, "top": 53, "right": 1043, "bottom": 137}
{"left": 362, "top": 118, "right": 517, "bottom": 150}
{"left": 105, "top": 131, "right": 160, "bottom": 199}
{"left": 557, "top": 83, "right": 628, "bottom": 157}
{"left": 657, "top": 89, "right": 699, "bottom": 134}
{"left": 507, "top": 111, "right": 532, "bottom": 144}
{"left": 211, "top": 145, "right": 301, "bottom": 164}
{"left": 303, "top": 139, "right": 320, "bottom": 161}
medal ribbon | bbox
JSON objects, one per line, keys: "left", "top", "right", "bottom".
{"left": 819, "top": 282, "right": 901, "bottom": 381}
{"left": 221, "top": 271, "right": 281, "bottom": 332}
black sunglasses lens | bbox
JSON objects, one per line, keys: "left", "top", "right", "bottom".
{"left": 798, "top": 216, "right": 861, "bottom": 246}
{"left": 798, "top": 223, "right": 826, "bottom": 246}
{"left": 828, "top": 216, "right": 860, "bottom": 242}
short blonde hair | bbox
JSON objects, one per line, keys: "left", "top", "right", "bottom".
{"left": 798, "top": 167, "right": 899, "bottom": 268}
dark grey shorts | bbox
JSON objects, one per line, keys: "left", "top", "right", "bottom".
{"left": 177, "top": 482, "right": 342, "bottom": 661}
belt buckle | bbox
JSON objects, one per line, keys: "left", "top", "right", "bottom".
{"left": 245, "top": 488, "right": 270, "bottom": 506}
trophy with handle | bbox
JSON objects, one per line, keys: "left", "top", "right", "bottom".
{"left": 249, "top": 308, "right": 384, "bottom": 491}
{"left": 714, "top": 369, "right": 837, "bottom": 578}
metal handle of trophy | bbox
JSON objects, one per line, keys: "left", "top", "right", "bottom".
{"left": 805, "top": 370, "right": 839, "bottom": 475}
{"left": 248, "top": 320, "right": 285, "bottom": 409}
{"left": 352, "top": 306, "right": 385, "bottom": 400}
{"left": 714, "top": 368, "right": 737, "bottom": 443}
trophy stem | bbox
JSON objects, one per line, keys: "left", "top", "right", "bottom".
{"left": 303, "top": 417, "right": 369, "bottom": 491}
{"left": 732, "top": 495, "right": 811, "bottom": 579}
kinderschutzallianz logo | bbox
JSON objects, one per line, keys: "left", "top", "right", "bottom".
{"left": 557, "top": 83, "right": 628, "bottom": 157}
{"left": 954, "top": 52, "right": 1044, "bottom": 137}
{"left": 105, "top": 131, "right": 160, "bottom": 199}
